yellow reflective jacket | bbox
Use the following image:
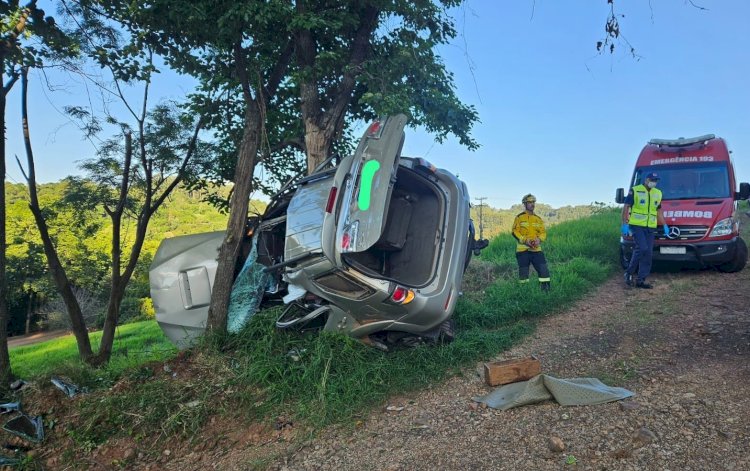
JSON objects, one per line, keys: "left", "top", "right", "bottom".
{"left": 512, "top": 211, "right": 547, "bottom": 252}
{"left": 628, "top": 184, "right": 662, "bottom": 228}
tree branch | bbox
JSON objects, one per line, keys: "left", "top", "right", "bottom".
{"left": 324, "top": 5, "right": 380, "bottom": 133}
{"left": 151, "top": 115, "right": 206, "bottom": 211}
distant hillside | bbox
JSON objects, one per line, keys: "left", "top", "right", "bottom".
{"left": 6, "top": 181, "right": 238, "bottom": 260}
{"left": 470, "top": 202, "right": 606, "bottom": 239}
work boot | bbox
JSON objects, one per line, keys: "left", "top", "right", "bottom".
{"left": 540, "top": 281, "right": 550, "bottom": 292}
{"left": 635, "top": 281, "right": 653, "bottom": 289}
{"left": 624, "top": 272, "right": 633, "bottom": 287}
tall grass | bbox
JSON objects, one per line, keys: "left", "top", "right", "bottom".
{"left": 20, "top": 209, "right": 624, "bottom": 445}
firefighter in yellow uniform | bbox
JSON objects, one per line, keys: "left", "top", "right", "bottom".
{"left": 512, "top": 194, "right": 550, "bottom": 291}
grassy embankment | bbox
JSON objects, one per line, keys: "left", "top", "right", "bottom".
{"left": 10, "top": 208, "right": 621, "bottom": 446}
{"left": 10, "top": 321, "right": 177, "bottom": 381}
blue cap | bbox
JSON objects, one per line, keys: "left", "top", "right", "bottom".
{"left": 644, "top": 172, "right": 659, "bottom": 181}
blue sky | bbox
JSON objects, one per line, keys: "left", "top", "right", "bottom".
{"left": 5, "top": 0, "right": 750, "bottom": 208}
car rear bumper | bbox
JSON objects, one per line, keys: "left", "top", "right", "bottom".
{"left": 620, "top": 236, "right": 740, "bottom": 265}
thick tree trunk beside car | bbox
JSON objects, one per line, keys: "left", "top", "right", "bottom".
{"left": 207, "top": 104, "right": 263, "bottom": 332}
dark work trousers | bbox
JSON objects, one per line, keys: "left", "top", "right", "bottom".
{"left": 627, "top": 225, "right": 655, "bottom": 283}
{"left": 516, "top": 251, "right": 550, "bottom": 282}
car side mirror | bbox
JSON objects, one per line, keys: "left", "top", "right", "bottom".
{"left": 736, "top": 182, "right": 750, "bottom": 200}
{"left": 615, "top": 188, "right": 625, "bottom": 204}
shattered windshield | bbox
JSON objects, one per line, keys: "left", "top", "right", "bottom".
{"left": 633, "top": 162, "right": 730, "bottom": 200}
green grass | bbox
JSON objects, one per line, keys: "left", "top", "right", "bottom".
{"left": 17, "top": 209, "right": 625, "bottom": 449}
{"left": 9, "top": 320, "right": 177, "bottom": 385}
{"left": 211, "top": 208, "right": 623, "bottom": 427}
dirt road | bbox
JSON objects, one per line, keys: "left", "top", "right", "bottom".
{"left": 8, "top": 330, "right": 70, "bottom": 349}
{"left": 259, "top": 266, "right": 749, "bottom": 471}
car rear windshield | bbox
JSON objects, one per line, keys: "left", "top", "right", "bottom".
{"left": 633, "top": 162, "right": 730, "bottom": 200}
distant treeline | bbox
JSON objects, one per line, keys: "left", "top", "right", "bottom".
{"left": 470, "top": 202, "right": 608, "bottom": 239}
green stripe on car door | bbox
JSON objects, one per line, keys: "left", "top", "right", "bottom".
{"left": 358, "top": 160, "right": 381, "bottom": 211}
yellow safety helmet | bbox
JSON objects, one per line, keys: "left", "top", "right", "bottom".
{"left": 522, "top": 194, "right": 536, "bottom": 204}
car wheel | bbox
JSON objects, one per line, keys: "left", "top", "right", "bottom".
{"left": 717, "top": 237, "right": 748, "bottom": 273}
{"left": 438, "top": 319, "right": 456, "bottom": 344}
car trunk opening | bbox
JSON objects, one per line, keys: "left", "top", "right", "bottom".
{"left": 343, "top": 167, "right": 444, "bottom": 287}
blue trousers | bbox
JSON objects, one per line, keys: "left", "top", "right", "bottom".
{"left": 626, "top": 225, "right": 655, "bottom": 283}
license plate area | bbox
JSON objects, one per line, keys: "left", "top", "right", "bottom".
{"left": 660, "top": 246, "right": 686, "bottom": 255}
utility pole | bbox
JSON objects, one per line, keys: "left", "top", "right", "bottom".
{"left": 474, "top": 197, "right": 487, "bottom": 240}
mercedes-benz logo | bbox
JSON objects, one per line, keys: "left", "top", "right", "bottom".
{"left": 667, "top": 226, "right": 681, "bottom": 239}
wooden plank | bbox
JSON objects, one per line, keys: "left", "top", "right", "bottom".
{"left": 483, "top": 356, "right": 541, "bottom": 387}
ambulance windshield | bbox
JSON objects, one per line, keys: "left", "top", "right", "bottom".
{"left": 633, "top": 162, "right": 730, "bottom": 200}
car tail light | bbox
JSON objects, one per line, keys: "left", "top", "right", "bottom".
{"left": 341, "top": 232, "right": 351, "bottom": 250}
{"left": 341, "top": 220, "right": 359, "bottom": 252}
{"left": 390, "top": 286, "right": 415, "bottom": 305}
{"left": 366, "top": 120, "right": 383, "bottom": 139}
{"left": 325, "top": 187, "right": 338, "bottom": 213}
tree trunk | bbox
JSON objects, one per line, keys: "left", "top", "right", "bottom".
{"left": 294, "top": 3, "right": 379, "bottom": 175}
{"left": 206, "top": 102, "right": 262, "bottom": 333}
{"left": 94, "top": 212, "right": 150, "bottom": 366}
{"left": 20, "top": 69, "right": 94, "bottom": 362}
{"left": 303, "top": 119, "right": 332, "bottom": 174}
{"left": 93, "top": 287, "right": 126, "bottom": 365}
{"left": 25, "top": 290, "right": 35, "bottom": 335}
{"left": 0, "top": 80, "right": 14, "bottom": 388}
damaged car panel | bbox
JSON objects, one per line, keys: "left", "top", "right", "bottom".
{"left": 150, "top": 115, "right": 488, "bottom": 348}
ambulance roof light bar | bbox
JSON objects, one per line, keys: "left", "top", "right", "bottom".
{"left": 648, "top": 134, "right": 715, "bottom": 147}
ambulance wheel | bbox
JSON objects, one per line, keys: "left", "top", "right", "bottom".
{"left": 717, "top": 237, "right": 747, "bottom": 273}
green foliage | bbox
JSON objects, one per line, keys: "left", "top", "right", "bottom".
{"left": 4, "top": 181, "right": 231, "bottom": 334}
{"left": 9, "top": 320, "right": 177, "bottom": 381}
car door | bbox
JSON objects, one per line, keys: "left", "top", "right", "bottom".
{"left": 337, "top": 114, "right": 407, "bottom": 254}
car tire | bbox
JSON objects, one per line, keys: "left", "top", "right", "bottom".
{"left": 438, "top": 319, "right": 456, "bottom": 344}
{"left": 717, "top": 237, "right": 748, "bottom": 273}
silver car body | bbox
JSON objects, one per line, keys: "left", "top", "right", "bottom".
{"left": 150, "top": 115, "right": 483, "bottom": 347}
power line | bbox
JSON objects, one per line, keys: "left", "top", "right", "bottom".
{"left": 474, "top": 196, "right": 487, "bottom": 240}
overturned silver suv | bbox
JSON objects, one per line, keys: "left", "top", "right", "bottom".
{"left": 150, "top": 115, "right": 488, "bottom": 349}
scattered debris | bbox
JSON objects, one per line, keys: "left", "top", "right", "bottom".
{"left": 0, "top": 402, "right": 21, "bottom": 414}
{"left": 483, "top": 356, "right": 541, "bottom": 387}
{"left": 51, "top": 377, "right": 85, "bottom": 397}
{"left": 9, "top": 380, "right": 26, "bottom": 391}
{"left": 2, "top": 414, "right": 44, "bottom": 443}
{"left": 386, "top": 405, "right": 404, "bottom": 412}
{"left": 0, "top": 456, "right": 21, "bottom": 466}
{"left": 286, "top": 348, "right": 307, "bottom": 362}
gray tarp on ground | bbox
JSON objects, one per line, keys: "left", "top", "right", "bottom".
{"left": 474, "top": 374, "right": 634, "bottom": 410}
